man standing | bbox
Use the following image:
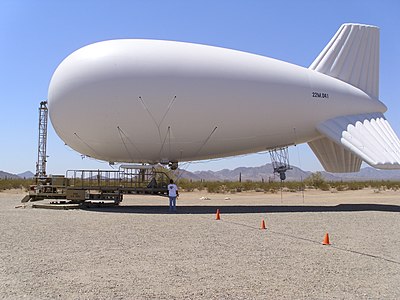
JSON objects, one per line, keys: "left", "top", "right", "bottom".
{"left": 168, "top": 179, "right": 179, "bottom": 212}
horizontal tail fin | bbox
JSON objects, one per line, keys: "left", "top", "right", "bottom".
{"left": 310, "top": 23, "right": 379, "bottom": 98}
{"left": 312, "top": 113, "right": 400, "bottom": 172}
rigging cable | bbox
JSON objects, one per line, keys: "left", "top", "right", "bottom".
{"left": 158, "top": 126, "right": 171, "bottom": 158}
{"left": 138, "top": 96, "right": 177, "bottom": 156}
{"left": 175, "top": 126, "right": 218, "bottom": 182}
{"left": 117, "top": 126, "right": 134, "bottom": 161}
{"left": 194, "top": 126, "right": 218, "bottom": 158}
{"left": 116, "top": 126, "right": 144, "bottom": 158}
{"left": 73, "top": 132, "right": 99, "bottom": 157}
{"left": 159, "top": 96, "right": 177, "bottom": 128}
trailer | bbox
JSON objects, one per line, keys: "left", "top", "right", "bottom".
{"left": 23, "top": 165, "right": 170, "bottom": 205}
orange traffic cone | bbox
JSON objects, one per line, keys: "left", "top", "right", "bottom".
{"left": 216, "top": 209, "right": 221, "bottom": 220}
{"left": 261, "top": 219, "right": 266, "bottom": 230}
{"left": 322, "top": 233, "right": 331, "bottom": 245}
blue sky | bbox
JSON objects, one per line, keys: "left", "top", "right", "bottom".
{"left": 1, "top": 0, "right": 400, "bottom": 175}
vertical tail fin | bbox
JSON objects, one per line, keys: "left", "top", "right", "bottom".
{"left": 309, "top": 23, "right": 379, "bottom": 98}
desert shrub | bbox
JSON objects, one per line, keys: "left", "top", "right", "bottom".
{"left": 285, "top": 181, "right": 305, "bottom": 191}
{"left": 347, "top": 182, "right": 364, "bottom": 190}
{"left": 177, "top": 178, "right": 199, "bottom": 192}
{"left": 0, "top": 179, "right": 34, "bottom": 191}
{"left": 320, "top": 182, "right": 330, "bottom": 191}
{"left": 305, "top": 172, "right": 330, "bottom": 190}
{"left": 175, "top": 177, "right": 400, "bottom": 194}
{"left": 204, "top": 181, "right": 223, "bottom": 193}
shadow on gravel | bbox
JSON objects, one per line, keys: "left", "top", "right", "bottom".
{"left": 82, "top": 204, "right": 400, "bottom": 214}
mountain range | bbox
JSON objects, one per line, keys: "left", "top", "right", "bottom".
{"left": 177, "top": 164, "right": 400, "bottom": 182}
{"left": 0, "top": 171, "right": 34, "bottom": 179}
{"left": 2, "top": 165, "right": 400, "bottom": 181}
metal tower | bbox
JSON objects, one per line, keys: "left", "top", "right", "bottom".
{"left": 36, "top": 101, "right": 48, "bottom": 179}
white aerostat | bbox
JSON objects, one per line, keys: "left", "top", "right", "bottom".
{"left": 48, "top": 23, "right": 400, "bottom": 172}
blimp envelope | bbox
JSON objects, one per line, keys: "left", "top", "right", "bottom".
{"left": 48, "top": 23, "right": 400, "bottom": 173}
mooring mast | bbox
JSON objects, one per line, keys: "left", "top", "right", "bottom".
{"left": 36, "top": 101, "right": 48, "bottom": 180}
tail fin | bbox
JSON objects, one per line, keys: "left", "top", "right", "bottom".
{"left": 309, "top": 23, "right": 379, "bottom": 98}
{"left": 308, "top": 137, "right": 362, "bottom": 173}
{"left": 309, "top": 24, "right": 400, "bottom": 172}
{"left": 309, "top": 113, "right": 400, "bottom": 172}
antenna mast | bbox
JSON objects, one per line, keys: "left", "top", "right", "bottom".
{"left": 36, "top": 101, "right": 48, "bottom": 180}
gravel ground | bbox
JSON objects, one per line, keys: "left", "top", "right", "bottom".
{"left": 1, "top": 189, "right": 400, "bottom": 299}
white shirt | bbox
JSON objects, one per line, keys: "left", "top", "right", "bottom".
{"left": 168, "top": 184, "right": 178, "bottom": 197}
